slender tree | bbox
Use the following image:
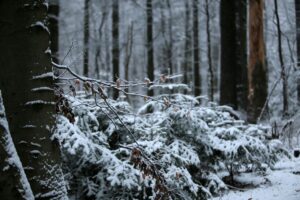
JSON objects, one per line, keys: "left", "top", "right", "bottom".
{"left": 0, "top": 0, "right": 67, "bottom": 198}
{"left": 205, "top": 0, "right": 214, "bottom": 101}
{"left": 295, "top": 0, "right": 300, "bottom": 104}
{"left": 112, "top": 0, "right": 120, "bottom": 99}
{"left": 193, "top": 0, "right": 201, "bottom": 96}
{"left": 83, "top": 0, "right": 90, "bottom": 77}
{"left": 95, "top": 9, "right": 108, "bottom": 79}
{"left": 274, "top": 0, "right": 288, "bottom": 116}
{"left": 146, "top": 0, "right": 154, "bottom": 96}
{"left": 248, "top": 0, "right": 268, "bottom": 123}
{"left": 183, "top": 0, "right": 192, "bottom": 87}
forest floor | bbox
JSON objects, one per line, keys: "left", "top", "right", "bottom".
{"left": 212, "top": 157, "right": 300, "bottom": 200}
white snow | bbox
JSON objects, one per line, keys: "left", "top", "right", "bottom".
{"left": 25, "top": 100, "right": 55, "bottom": 106}
{"left": 212, "top": 158, "right": 300, "bottom": 200}
{"left": 31, "top": 87, "right": 53, "bottom": 92}
{"left": 30, "top": 21, "right": 50, "bottom": 34}
{"left": 32, "top": 72, "right": 54, "bottom": 80}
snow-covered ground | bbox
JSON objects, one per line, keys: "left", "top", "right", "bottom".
{"left": 212, "top": 157, "right": 300, "bottom": 200}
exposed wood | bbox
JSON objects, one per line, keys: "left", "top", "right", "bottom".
{"left": 248, "top": 0, "right": 268, "bottom": 123}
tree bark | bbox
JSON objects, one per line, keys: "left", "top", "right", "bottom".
{"left": 49, "top": 0, "right": 59, "bottom": 64}
{"left": 295, "top": 0, "right": 300, "bottom": 104}
{"left": 248, "top": 0, "right": 268, "bottom": 123}
{"left": 112, "top": 0, "right": 120, "bottom": 99}
{"left": 183, "top": 0, "right": 192, "bottom": 87}
{"left": 274, "top": 0, "right": 288, "bottom": 116}
{"left": 0, "top": 0, "right": 67, "bottom": 198}
{"left": 235, "top": 0, "right": 248, "bottom": 112}
{"left": 193, "top": 0, "right": 201, "bottom": 96}
{"left": 220, "top": 0, "right": 237, "bottom": 108}
{"left": 205, "top": 0, "right": 214, "bottom": 101}
{"left": 83, "top": 0, "right": 90, "bottom": 77}
{"left": 147, "top": 0, "right": 154, "bottom": 96}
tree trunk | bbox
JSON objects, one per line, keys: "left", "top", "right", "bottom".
{"left": 49, "top": 0, "right": 59, "bottom": 64}
{"left": 274, "top": 0, "right": 288, "bottom": 116}
{"left": 183, "top": 0, "right": 192, "bottom": 87}
{"left": 147, "top": 0, "right": 154, "bottom": 96}
{"left": 248, "top": 0, "right": 268, "bottom": 123}
{"left": 124, "top": 22, "right": 134, "bottom": 93}
{"left": 112, "top": 0, "right": 120, "bottom": 99}
{"left": 205, "top": 0, "right": 214, "bottom": 101}
{"left": 83, "top": 0, "right": 90, "bottom": 77}
{"left": 235, "top": 0, "right": 248, "bottom": 112}
{"left": 220, "top": 0, "right": 237, "bottom": 108}
{"left": 0, "top": 0, "right": 67, "bottom": 198}
{"left": 295, "top": 0, "right": 300, "bottom": 104}
{"left": 166, "top": 0, "right": 173, "bottom": 75}
{"left": 193, "top": 0, "right": 201, "bottom": 96}
{"left": 95, "top": 10, "right": 108, "bottom": 80}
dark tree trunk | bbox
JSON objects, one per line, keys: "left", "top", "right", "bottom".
{"left": 220, "top": 0, "right": 248, "bottom": 111}
{"left": 95, "top": 10, "right": 108, "bottom": 80}
{"left": 274, "top": 0, "right": 288, "bottom": 116}
{"left": 205, "top": 0, "right": 214, "bottom": 101}
{"left": 147, "top": 0, "right": 154, "bottom": 96}
{"left": 183, "top": 0, "right": 192, "bottom": 86}
{"left": 248, "top": 0, "right": 268, "bottom": 123}
{"left": 49, "top": 0, "right": 59, "bottom": 64}
{"left": 295, "top": 0, "right": 300, "bottom": 104}
{"left": 193, "top": 0, "right": 201, "bottom": 96}
{"left": 112, "top": 0, "right": 120, "bottom": 99}
{"left": 166, "top": 0, "right": 173, "bottom": 75}
{"left": 83, "top": 0, "right": 90, "bottom": 77}
{"left": 235, "top": 0, "right": 248, "bottom": 112}
{"left": 220, "top": 0, "right": 237, "bottom": 108}
{"left": 0, "top": 0, "right": 67, "bottom": 198}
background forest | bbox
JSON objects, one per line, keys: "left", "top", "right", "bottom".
{"left": 0, "top": 0, "right": 300, "bottom": 200}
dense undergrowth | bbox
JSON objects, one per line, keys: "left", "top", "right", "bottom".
{"left": 53, "top": 92, "right": 289, "bottom": 200}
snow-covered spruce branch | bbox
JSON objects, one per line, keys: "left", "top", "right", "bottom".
{"left": 52, "top": 63, "right": 176, "bottom": 197}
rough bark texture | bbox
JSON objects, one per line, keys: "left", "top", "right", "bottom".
{"left": 147, "top": 0, "right": 154, "bottom": 96}
{"left": 205, "top": 0, "right": 214, "bottom": 101}
{"left": 248, "top": 0, "right": 268, "bottom": 123}
{"left": 193, "top": 0, "right": 201, "bottom": 96}
{"left": 295, "top": 0, "right": 300, "bottom": 104}
{"left": 49, "top": 0, "right": 59, "bottom": 64}
{"left": 0, "top": 0, "right": 67, "bottom": 199}
{"left": 220, "top": 0, "right": 237, "bottom": 108}
{"left": 274, "top": 0, "right": 288, "bottom": 116}
{"left": 112, "top": 0, "right": 120, "bottom": 99}
{"left": 83, "top": 0, "right": 90, "bottom": 77}
{"left": 235, "top": 0, "right": 248, "bottom": 112}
